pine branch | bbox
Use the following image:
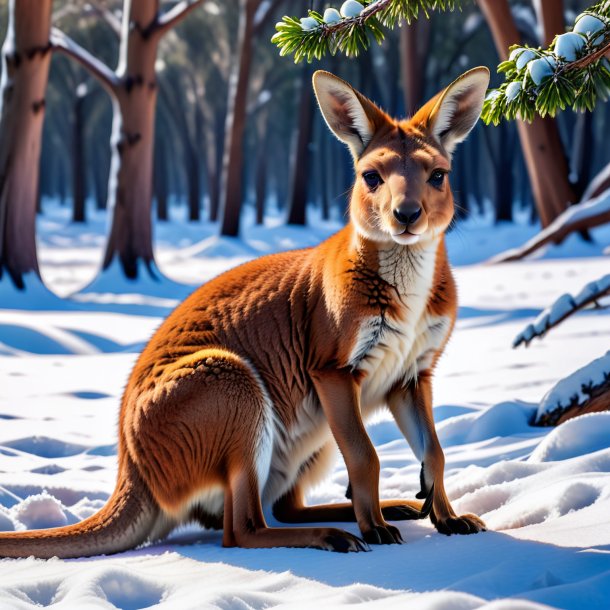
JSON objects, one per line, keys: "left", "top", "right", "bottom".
{"left": 272, "top": 0, "right": 459, "bottom": 63}
{"left": 50, "top": 28, "right": 120, "bottom": 96}
{"left": 482, "top": 2, "right": 610, "bottom": 124}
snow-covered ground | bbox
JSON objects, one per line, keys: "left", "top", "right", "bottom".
{"left": 1, "top": 202, "right": 610, "bottom": 609}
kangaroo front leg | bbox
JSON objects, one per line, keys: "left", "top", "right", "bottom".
{"left": 311, "top": 368, "right": 402, "bottom": 545}
{"left": 387, "top": 372, "right": 486, "bottom": 535}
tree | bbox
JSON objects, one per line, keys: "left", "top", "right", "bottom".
{"left": 218, "top": 0, "right": 284, "bottom": 237}
{"left": 0, "top": 0, "right": 53, "bottom": 289}
{"left": 52, "top": 0, "right": 208, "bottom": 279}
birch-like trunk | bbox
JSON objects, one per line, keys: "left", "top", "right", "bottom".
{"left": 0, "top": 0, "right": 52, "bottom": 288}
{"left": 102, "top": 0, "right": 160, "bottom": 277}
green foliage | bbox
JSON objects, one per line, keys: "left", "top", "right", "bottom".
{"left": 271, "top": 0, "right": 459, "bottom": 62}
{"left": 482, "top": 2, "right": 610, "bottom": 125}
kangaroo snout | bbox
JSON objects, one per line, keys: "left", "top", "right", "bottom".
{"left": 393, "top": 201, "right": 422, "bottom": 226}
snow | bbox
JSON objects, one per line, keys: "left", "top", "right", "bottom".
{"left": 537, "top": 351, "right": 610, "bottom": 419}
{"left": 514, "top": 273, "right": 610, "bottom": 347}
{"left": 1, "top": 202, "right": 610, "bottom": 609}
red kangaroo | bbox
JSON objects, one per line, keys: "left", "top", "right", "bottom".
{"left": 0, "top": 67, "right": 489, "bottom": 557}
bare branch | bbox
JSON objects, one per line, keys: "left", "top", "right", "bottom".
{"left": 155, "top": 0, "right": 206, "bottom": 38}
{"left": 87, "top": 3, "right": 122, "bottom": 38}
{"left": 514, "top": 275, "right": 610, "bottom": 348}
{"left": 489, "top": 189, "right": 610, "bottom": 263}
{"left": 50, "top": 28, "right": 119, "bottom": 96}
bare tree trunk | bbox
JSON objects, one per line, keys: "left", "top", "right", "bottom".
{"left": 53, "top": 0, "right": 205, "bottom": 279}
{"left": 478, "top": 0, "right": 575, "bottom": 228}
{"left": 400, "top": 17, "right": 431, "bottom": 116}
{"left": 532, "top": 0, "right": 565, "bottom": 47}
{"left": 102, "top": 1, "right": 160, "bottom": 277}
{"left": 0, "top": 0, "right": 52, "bottom": 288}
{"left": 254, "top": 107, "right": 270, "bottom": 225}
{"left": 287, "top": 66, "right": 314, "bottom": 226}
{"left": 72, "top": 86, "right": 87, "bottom": 223}
{"left": 218, "top": 0, "right": 258, "bottom": 237}
{"left": 154, "top": 127, "right": 168, "bottom": 221}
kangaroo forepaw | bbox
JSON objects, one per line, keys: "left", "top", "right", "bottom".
{"left": 432, "top": 513, "right": 486, "bottom": 536}
{"left": 362, "top": 523, "right": 403, "bottom": 545}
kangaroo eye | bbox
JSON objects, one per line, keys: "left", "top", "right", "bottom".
{"left": 363, "top": 171, "right": 382, "bottom": 190}
{"left": 428, "top": 170, "right": 446, "bottom": 189}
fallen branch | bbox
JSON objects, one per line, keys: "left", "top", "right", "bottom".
{"left": 514, "top": 274, "right": 610, "bottom": 347}
{"left": 489, "top": 188, "right": 610, "bottom": 263}
{"left": 535, "top": 351, "right": 610, "bottom": 426}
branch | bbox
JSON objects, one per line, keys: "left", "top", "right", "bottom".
{"left": 272, "top": 0, "right": 458, "bottom": 62}
{"left": 513, "top": 275, "right": 610, "bottom": 348}
{"left": 489, "top": 189, "right": 610, "bottom": 263}
{"left": 50, "top": 28, "right": 119, "bottom": 96}
{"left": 86, "top": 4, "right": 122, "bottom": 38}
{"left": 155, "top": 0, "right": 206, "bottom": 38}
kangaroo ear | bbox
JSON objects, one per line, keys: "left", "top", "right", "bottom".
{"left": 413, "top": 67, "right": 490, "bottom": 156}
{"left": 313, "top": 70, "right": 387, "bottom": 159}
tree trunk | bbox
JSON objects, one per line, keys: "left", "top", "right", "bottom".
{"left": 102, "top": 0, "right": 161, "bottom": 277}
{"left": 154, "top": 129, "right": 168, "bottom": 221}
{"left": 287, "top": 66, "right": 314, "bottom": 226}
{"left": 254, "top": 108, "right": 269, "bottom": 226}
{"left": 400, "top": 17, "right": 431, "bottom": 116}
{"left": 218, "top": 0, "right": 258, "bottom": 237}
{"left": 72, "top": 88, "right": 87, "bottom": 223}
{"left": 0, "top": 0, "right": 52, "bottom": 288}
{"left": 478, "top": 0, "right": 575, "bottom": 227}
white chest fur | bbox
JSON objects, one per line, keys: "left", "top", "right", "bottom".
{"left": 349, "top": 239, "right": 451, "bottom": 410}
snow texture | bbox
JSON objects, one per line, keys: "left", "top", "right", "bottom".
{"left": 1, "top": 203, "right": 610, "bottom": 609}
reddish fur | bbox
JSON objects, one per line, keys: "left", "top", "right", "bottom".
{"left": 0, "top": 69, "right": 488, "bottom": 558}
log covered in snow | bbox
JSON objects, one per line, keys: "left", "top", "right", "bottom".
{"left": 535, "top": 351, "right": 610, "bottom": 426}
{"left": 514, "top": 274, "right": 610, "bottom": 347}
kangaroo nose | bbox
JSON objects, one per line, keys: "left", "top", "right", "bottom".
{"left": 393, "top": 202, "right": 422, "bottom": 226}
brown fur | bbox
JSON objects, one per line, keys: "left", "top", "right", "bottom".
{"left": 0, "top": 68, "right": 489, "bottom": 557}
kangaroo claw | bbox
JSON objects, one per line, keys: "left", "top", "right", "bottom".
{"left": 419, "top": 482, "right": 434, "bottom": 519}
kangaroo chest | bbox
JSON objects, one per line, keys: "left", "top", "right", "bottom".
{"left": 348, "top": 241, "right": 451, "bottom": 409}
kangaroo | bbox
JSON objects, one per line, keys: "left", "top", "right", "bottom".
{"left": 0, "top": 67, "right": 489, "bottom": 558}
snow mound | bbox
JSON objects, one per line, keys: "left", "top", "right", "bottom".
{"left": 10, "top": 491, "right": 78, "bottom": 530}
{"left": 530, "top": 412, "right": 610, "bottom": 462}
{"left": 438, "top": 401, "right": 536, "bottom": 445}
{"left": 537, "top": 350, "right": 610, "bottom": 420}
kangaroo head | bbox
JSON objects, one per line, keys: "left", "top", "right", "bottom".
{"left": 313, "top": 67, "right": 489, "bottom": 246}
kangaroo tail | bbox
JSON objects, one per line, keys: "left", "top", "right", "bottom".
{"left": 0, "top": 455, "right": 159, "bottom": 559}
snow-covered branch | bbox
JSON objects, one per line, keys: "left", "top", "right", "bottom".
{"left": 514, "top": 274, "right": 610, "bottom": 348}
{"left": 489, "top": 189, "right": 610, "bottom": 263}
{"left": 50, "top": 28, "right": 119, "bottom": 96}
{"left": 155, "top": 0, "right": 206, "bottom": 37}
{"left": 535, "top": 350, "right": 610, "bottom": 425}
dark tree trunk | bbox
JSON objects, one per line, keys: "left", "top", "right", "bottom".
{"left": 254, "top": 109, "right": 269, "bottom": 226}
{"left": 287, "top": 67, "right": 314, "bottom": 226}
{"left": 218, "top": 0, "right": 258, "bottom": 237}
{"left": 479, "top": 0, "right": 575, "bottom": 227}
{"left": 72, "top": 89, "right": 87, "bottom": 223}
{"left": 0, "top": 0, "right": 53, "bottom": 288}
{"left": 102, "top": 1, "right": 161, "bottom": 277}
{"left": 154, "top": 130, "right": 168, "bottom": 221}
